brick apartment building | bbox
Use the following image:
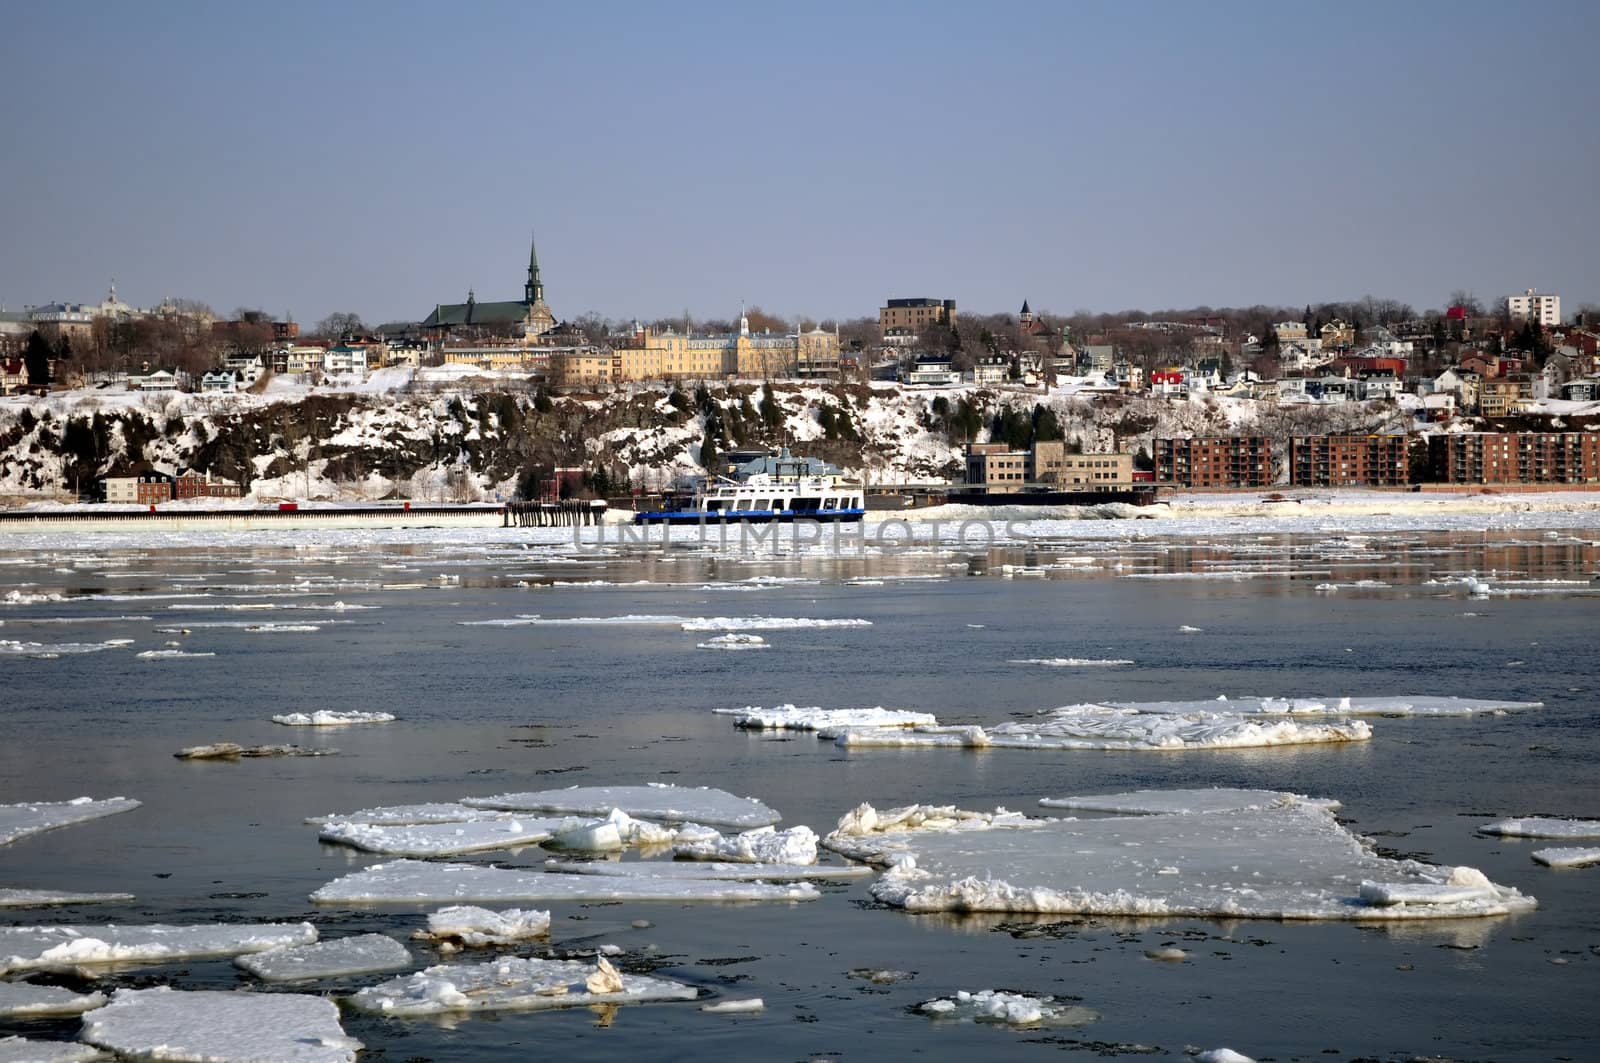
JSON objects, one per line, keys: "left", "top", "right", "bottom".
{"left": 1290, "top": 435, "right": 1411, "bottom": 487}
{"left": 1428, "top": 433, "right": 1600, "bottom": 484}
{"left": 1154, "top": 437, "right": 1274, "bottom": 487}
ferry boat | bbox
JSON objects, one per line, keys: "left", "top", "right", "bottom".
{"left": 634, "top": 449, "right": 866, "bottom": 525}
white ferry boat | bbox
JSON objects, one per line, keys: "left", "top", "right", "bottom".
{"left": 635, "top": 450, "right": 866, "bottom": 525}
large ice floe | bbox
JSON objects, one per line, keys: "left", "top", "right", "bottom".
{"left": 305, "top": 802, "right": 517, "bottom": 827}
{"left": 1478, "top": 816, "right": 1600, "bottom": 838}
{"left": 0, "top": 982, "right": 107, "bottom": 1018}
{"left": 461, "top": 783, "right": 780, "bottom": 829}
{"left": 80, "top": 987, "right": 360, "bottom": 1063}
{"left": 822, "top": 791, "right": 1534, "bottom": 920}
{"left": 310, "top": 859, "right": 818, "bottom": 905}
{"left": 0, "top": 638, "right": 132, "bottom": 658}
{"left": 917, "top": 989, "right": 1096, "bottom": 1027}
{"left": 1098, "top": 695, "right": 1541, "bottom": 717}
{"left": 0, "top": 797, "right": 141, "bottom": 847}
{"left": 234, "top": 934, "right": 412, "bottom": 982}
{"left": 0, "top": 889, "right": 133, "bottom": 909}
{"left": 671, "top": 824, "right": 820, "bottom": 864}
{"left": 697, "top": 633, "right": 769, "bottom": 650}
{"left": 271, "top": 710, "right": 396, "bottom": 726}
{"left": 1040, "top": 788, "right": 1341, "bottom": 815}
{"left": 347, "top": 955, "right": 697, "bottom": 1017}
{"left": 418, "top": 906, "right": 551, "bottom": 947}
{"left": 317, "top": 817, "right": 565, "bottom": 857}
{"left": 1009, "top": 658, "right": 1135, "bottom": 667}
{"left": 715, "top": 705, "right": 937, "bottom": 734}
{"left": 0, "top": 1036, "right": 104, "bottom": 1062}
{"left": 0, "top": 923, "right": 317, "bottom": 975}
{"left": 460, "top": 613, "right": 870, "bottom": 631}
{"left": 542, "top": 858, "right": 870, "bottom": 882}
{"left": 834, "top": 707, "right": 1371, "bottom": 751}
{"left": 1531, "top": 848, "right": 1600, "bottom": 868}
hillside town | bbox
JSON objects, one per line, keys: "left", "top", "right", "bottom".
{"left": 2, "top": 234, "right": 1599, "bottom": 503}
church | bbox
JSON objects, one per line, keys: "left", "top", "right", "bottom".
{"left": 421, "top": 232, "right": 557, "bottom": 339}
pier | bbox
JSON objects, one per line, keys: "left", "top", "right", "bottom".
{"left": 503, "top": 500, "right": 608, "bottom": 528}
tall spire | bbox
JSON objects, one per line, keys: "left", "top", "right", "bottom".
{"left": 525, "top": 229, "right": 544, "bottom": 305}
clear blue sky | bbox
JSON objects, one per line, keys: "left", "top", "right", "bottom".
{"left": 2, "top": 0, "right": 1595, "bottom": 327}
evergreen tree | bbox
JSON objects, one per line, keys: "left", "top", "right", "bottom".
{"left": 23, "top": 331, "right": 51, "bottom": 388}
{"left": 1032, "top": 405, "right": 1063, "bottom": 443}
{"left": 759, "top": 386, "right": 782, "bottom": 430}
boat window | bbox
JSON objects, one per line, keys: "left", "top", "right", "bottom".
{"left": 706, "top": 500, "right": 724, "bottom": 512}
{"left": 771, "top": 498, "right": 785, "bottom": 510}
{"left": 791, "top": 497, "right": 821, "bottom": 511}
{"left": 823, "top": 499, "right": 836, "bottom": 510}
{"left": 735, "top": 499, "right": 751, "bottom": 511}
{"left": 755, "top": 499, "right": 769, "bottom": 510}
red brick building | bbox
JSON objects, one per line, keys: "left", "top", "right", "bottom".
{"left": 1154, "top": 437, "right": 1273, "bottom": 487}
{"left": 1428, "top": 433, "right": 1600, "bottom": 484}
{"left": 1290, "top": 435, "right": 1411, "bottom": 487}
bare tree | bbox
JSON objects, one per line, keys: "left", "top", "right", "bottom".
{"left": 314, "top": 312, "right": 365, "bottom": 340}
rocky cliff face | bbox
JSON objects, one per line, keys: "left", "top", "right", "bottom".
{"left": 0, "top": 381, "right": 1408, "bottom": 502}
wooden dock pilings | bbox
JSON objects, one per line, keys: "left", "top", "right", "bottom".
{"left": 503, "top": 500, "right": 607, "bottom": 528}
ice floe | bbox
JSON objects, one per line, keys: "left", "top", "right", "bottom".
{"left": 460, "top": 613, "right": 871, "bottom": 631}
{"left": 347, "top": 955, "right": 697, "bottom": 1016}
{"left": 835, "top": 709, "right": 1371, "bottom": 752}
{"left": 1, "top": 590, "right": 64, "bottom": 605}
{"left": 1531, "top": 847, "right": 1600, "bottom": 868}
{"left": 701, "top": 997, "right": 765, "bottom": 1013}
{"left": 0, "top": 797, "right": 141, "bottom": 847}
{"left": 1009, "top": 657, "right": 1135, "bottom": 667}
{"left": 0, "top": 639, "right": 132, "bottom": 658}
{"left": 0, "top": 1036, "right": 104, "bottom": 1062}
{"left": 697, "top": 633, "right": 769, "bottom": 649}
{"left": 317, "top": 817, "right": 564, "bottom": 857}
{"left": 917, "top": 989, "right": 1096, "bottom": 1026}
{"left": 135, "top": 649, "right": 215, "bottom": 659}
{"left": 715, "top": 705, "right": 937, "bottom": 733}
{"left": 0, "top": 922, "right": 317, "bottom": 975}
{"left": 305, "top": 802, "right": 515, "bottom": 827}
{"left": 542, "top": 809, "right": 681, "bottom": 851}
{"left": 462, "top": 783, "right": 781, "bottom": 829}
{"left": 1101, "top": 695, "right": 1541, "bottom": 717}
{"left": 175, "top": 743, "right": 336, "bottom": 759}
{"left": 0, "top": 982, "right": 107, "bottom": 1018}
{"left": 310, "top": 859, "right": 819, "bottom": 905}
{"left": 234, "top": 934, "right": 412, "bottom": 982}
{"left": 81, "top": 987, "right": 360, "bottom": 1063}
{"left": 679, "top": 616, "right": 872, "bottom": 631}
{"left": 824, "top": 793, "right": 1534, "bottom": 920}
{"left": 271, "top": 710, "right": 396, "bottom": 726}
{"left": 419, "top": 906, "right": 551, "bottom": 947}
{"left": 543, "top": 858, "right": 870, "bottom": 882}
{"left": 1478, "top": 816, "right": 1600, "bottom": 839}
{"left": 1040, "top": 788, "right": 1341, "bottom": 815}
{"left": 1197, "top": 1050, "right": 1257, "bottom": 1063}
{"left": 0, "top": 889, "right": 134, "bottom": 908}
{"left": 672, "top": 824, "right": 819, "bottom": 864}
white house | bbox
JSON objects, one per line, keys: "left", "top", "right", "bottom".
{"left": 129, "top": 368, "right": 179, "bottom": 392}
{"left": 968, "top": 355, "right": 1009, "bottom": 385}
{"left": 200, "top": 370, "right": 238, "bottom": 393}
{"left": 906, "top": 356, "right": 960, "bottom": 386}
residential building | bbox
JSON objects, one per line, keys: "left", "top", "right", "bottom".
{"left": 1113, "top": 360, "right": 1144, "bottom": 391}
{"left": 549, "top": 347, "right": 621, "bottom": 389}
{"left": 1079, "top": 344, "right": 1115, "bottom": 373}
{"left": 1428, "top": 433, "right": 1600, "bottom": 484}
{"left": 322, "top": 344, "right": 371, "bottom": 375}
{"left": 970, "top": 354, "right": 1010, "bottom": 385}
{"left": 1478, "top": 374, "right": 1534, "bottom": 417}
{"left": 1562, "top": 378, "right": 1600, "bottom": 402}
{"left": 1319, "top": 320, "right": 1356, "bottom": 349}
{"left": 175, "top": 470, "right": 243, "bottom": 499}
{"left": 200, "top": 370, "right": 238, "bottom": 393}
{"left": 1272, "top": 321, "right": 1308, "bottom": 344}
{"left": 878, "top": 298, "right": 956, "bottom": 338}
{"left": 1154, "top": 437, "right": 1274, "bottom": 487}
{"left": 128, "top": 368, "right": 179, "bottom": 392}
{"left": 1290, "top": 435, "right": 1410, "bottom": 487}
{"left": 905, "top": 354, "right": 960, "bottom": 386}
{"left": 0, "top": 358, "right": 25, "bottom": 394}
{"left": 1508, "top": 288, "right": 1561, "bottom": 327}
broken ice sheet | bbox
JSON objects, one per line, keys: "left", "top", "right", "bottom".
{"left": 310, "top": 859, "right": 819, "bottom": 905}
{"left": 542, "top": 809, "right": 682, "bottom": 852}
{"left": 0, "top": 982, "right": 107, "bottom": 1018}
{"left": 1479, "top": 816, "right": 1600, "bottom": 839}
{"left": 826, "top": 794, "right": 1534, "bottom": 920}
{"left": 1531, "top": 847, "right": 1600, "bottom": 868}
{"left": 543, "top": 858, "right": 871, "bottom": 881}
{"left": 271, "top": 710, "right": 396, "bottom": 726}
{"left": 0, "top": 797, "right": 141, "bottom": 848}
{"left": 0, "top": 1036, "right": 105, "bottom": 1063}
{"left": 1009, "top": 658, "right": 1134, "bottom": 667}
{"left": 419, "top": 906, "right": 551, "bottom": 947}
{"left": 1102, "top": 695, "right": 1541, "bottom": 717}
{"left": 305, "top": 802, "right": 517, "bottom": 827}
{"left": 715, "top": 705, "right": 937, "bottom": 733}
{"left": 672, "top": 824, "right": 820, "bottom": 864}
{"left": 1040, "top": 788, "right": 1341, "bottom": 815}
{"left": 462, "top": 783, "right": 780, "bottom": 829}
{"left": 346, "top": 955, "right": 697, "bottom": 1016}
{"left": 0, "top": 922, "right": 317, "bottom": 975}
{"left": 235, "top": 933, "right": 412, "bottom": 982}
{"left": 835, "top": 709, "right": 1371, "bottom": 751}
{"left": 917, "top": 989, "right": 1096, "bottom": 1027}
{"left": 0, "top": 889, "right": 134, "bottom": 909}
{"left": 174, "top": 743, "right": 337, "bottom": 759}
{"left": 317, "top": 817, "right": 565, "bottom": 857}
{"left": 81, "top": 987, "right": 360, "bottom": 1063}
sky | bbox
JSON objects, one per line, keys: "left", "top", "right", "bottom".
{"left": 2, "top": 0, "right": 1596, "bottom": 328}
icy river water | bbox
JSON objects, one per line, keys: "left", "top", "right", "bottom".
{"left": 3, "top": 518, "right": 1599, "bottom": 1061}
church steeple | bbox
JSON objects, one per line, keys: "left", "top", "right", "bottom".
{"left": 525, "top": 230, "right": 544, "bottom": 306}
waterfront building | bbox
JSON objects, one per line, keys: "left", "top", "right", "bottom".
{"left": 1154, "top": 437, "right": 1274, "bottom": 487}
{"left": 1290, "top": 435, "right": 1410, "bottom": 487}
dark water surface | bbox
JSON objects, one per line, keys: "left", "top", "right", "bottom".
{"left": 2, "top": 529, "right": 1598, "bottom": 1061}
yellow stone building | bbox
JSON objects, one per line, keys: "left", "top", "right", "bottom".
{"left": 612, "top": 312, "right": 840, "bottom": 383}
